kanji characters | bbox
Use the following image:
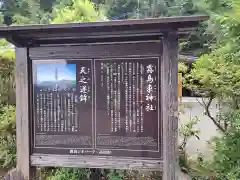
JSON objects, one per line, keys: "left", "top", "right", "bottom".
{"left": 145, "top": 64, "right": 156, "bottom": 112}
{"left": 79, "top": 67, "right": 87, "bottom": 74}
{"left": 146, "top": 84, "right": 153, "bottom": 93}
{"left": 80, "top": 85, "right": 88, "bottom": 93}
{"left": 79, "top": 76, "right": 87, "bottom": 84}
{"left": 79, "top": 66, "right": 90, "bottom": 103}
{"left": 146, "top": 94, "right": 155, "bottom": 102}
{"left": 80, "top": 94, "right": 87, "bottom": 102}
{"left": 145, "top": 104, "right": 155, "bottom": 111}
{"left": 147, "top": 74, "right": 154, "bottom": 83}
{"left": 146, "top": 64, "right": 154, "bottom": 74}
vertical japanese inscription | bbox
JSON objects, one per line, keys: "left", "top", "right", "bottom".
{"left": 32, "top": 57, "right": 161, "bottom": 158}
{"left": 95, "top": 57, "right": 160, "bottom": 157}
{"left": 33, "top": 60, "right": 93, "bottom": 154}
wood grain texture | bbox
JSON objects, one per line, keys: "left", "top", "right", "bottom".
{"left": 0, "top": 15, "right": 208, "bottom": 31}
{"left": 0, "top": 16, "right": 207, "bottom": 47}
{"left": 29, "top": 42, "right": 161, "bottom": 60}
{"left": 161, "top": 32, "right": 179, "bottom": 180}
{"left": 0, "top": 16, "right": 208, "bottom": 45}
{"left": 15, "top": 48, "right": 34, "bottom": 180}
{"left": 31, "top": 154, "right": 163, "bottom": 171}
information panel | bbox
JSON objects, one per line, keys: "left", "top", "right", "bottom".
{"left": 32, "top": 57, "right": 161, "bottom": 159}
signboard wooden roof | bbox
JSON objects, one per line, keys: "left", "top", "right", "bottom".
{"left": 0, "top": 15, "right": 208, "bottom": 46}
{"left": 0, "top": 16, "right": 208, "bottom": 180}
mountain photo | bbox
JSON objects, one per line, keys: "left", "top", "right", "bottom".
{"left": 35, "top": 63, "right": 76, "bottom": 90}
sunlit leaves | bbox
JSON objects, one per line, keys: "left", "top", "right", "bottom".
{"left": 51, "top": 0, "right": 106, "bottom": 24}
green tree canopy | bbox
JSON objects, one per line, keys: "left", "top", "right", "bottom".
{"left": 51, "top": 0, "right": 106, "bottom": 23}
{"left": 184, "top": 0, "right": 240, "bottom": 132}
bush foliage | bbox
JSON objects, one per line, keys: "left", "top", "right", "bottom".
{"left": 0, "top": 46, "right": 16, "bottom": 169}
{"left": 183, "top": 1, "right": 240, "bottom": 179}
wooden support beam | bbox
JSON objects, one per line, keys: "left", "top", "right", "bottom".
{"left": 15, "top": 47, "right": 35, "bottom": 179}
{"left": 162, "top": 32, "right": 179, "bottom": 180}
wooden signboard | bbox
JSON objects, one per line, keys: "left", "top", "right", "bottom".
{"left": 32, "top": 57, "right": 161, "bottom": 159}
{"left": 0, "top": 16, "right": 207, "bottom": 180}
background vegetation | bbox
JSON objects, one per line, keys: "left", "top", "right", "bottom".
{"left": 0, "top": 0, "right": 240, "bottom": 179}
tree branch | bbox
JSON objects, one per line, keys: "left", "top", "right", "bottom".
{"left": 196, "top": 98, "right": 205, "bottom": 108}
{"left": 202, "top": 96, "right": 226, "bottom": 133}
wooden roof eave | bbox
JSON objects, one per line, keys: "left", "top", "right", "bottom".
{"left": 0, "top": 15, "right": 209, "bottom": 47}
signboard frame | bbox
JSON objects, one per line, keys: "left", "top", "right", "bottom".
{"left": 0, "top": 16, "right": 208, "bottom": 180}
{"left": 21, "top": 37, "right": 177, "bottom": 179}
{"left": 30, "top": 42, "right": 163, "bottom": 166}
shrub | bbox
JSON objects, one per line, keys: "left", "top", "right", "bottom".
{"left": 0, "top": 48, "right": 15, "bottom": 106}
{"left": 187, "top": 110, "right": 240, "bottom": 180}
{"left": 0, "top": 47, "right": 17, "bottom": 169}
{"left": 47, "top": 168, "right": 90, "bottom": 180}
{"left": 211, "top": 111, "right": 240, "bottom": 179}
{"left": 0, "top": 105, "right": 16, "bottom": 169}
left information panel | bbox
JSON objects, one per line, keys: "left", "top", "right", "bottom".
{"left": 32, "top": 59, "right": 94, "bottom": 154}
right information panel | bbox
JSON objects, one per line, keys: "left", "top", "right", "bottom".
{"left": 95, "top": 57, "right": 161, "bottom": 158}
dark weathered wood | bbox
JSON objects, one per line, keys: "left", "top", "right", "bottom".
{"left": 31, "top": 154, "right": 163, "bottom": 171}
{"left": 15, "top": 48, "right": 35, "bottom": 180}
{"left": 23, "top": 29, "right": 163, "bottom": 40}
{"left": 0, "top": 15, "right": 208, "bottom": 31}
{"left": 9, "top": 28, "right": 195, "bottom": 47}
{"left": 6, "top": 36, "right": 25, "bottom": 47}
{"left": 33, "top": 35, "right": 161, "bottom": 46}
{"left": 29, "top": 42, "right": 161, "bottom": 59}
{"left": 161, "top": 32, "right": 179, "bottom": 180}
{"left": 0, "top": 16, "right": 208, "bottom": 46}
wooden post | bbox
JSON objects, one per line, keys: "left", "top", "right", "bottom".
{"left": 15, "top": 48, "right": 34, "bottom": 180}
{"left": 162, "top": 32, "right": 179, "bottom": 180}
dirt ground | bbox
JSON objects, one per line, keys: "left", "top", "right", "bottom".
{"left": 0, "top": 168, "right": 8, "bottom": 179}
